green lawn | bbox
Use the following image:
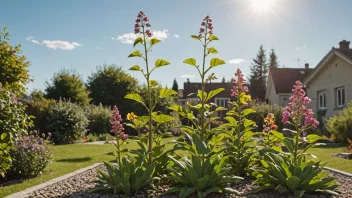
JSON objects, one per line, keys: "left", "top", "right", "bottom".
{"left": 0, "top": 138, "right": 351, "bottom": 197}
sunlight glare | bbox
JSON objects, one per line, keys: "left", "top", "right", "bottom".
{"left": 251, "top": 0, "right": 276, "bottom": 14}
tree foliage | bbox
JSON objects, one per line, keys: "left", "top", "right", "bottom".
{"left": 87, "top": 64, "right": 140, "bottom": 116}
{"left": 45, "top": 69, "right": 91, "bottom": 105}
{"left": 269, "top": 48, "right": 279, "bottom": 68}
{"left": 249, "top": 45, "right": 268, "bottom": 101}
{"left": 0, "top": 26, "right": 30, "bottom": 95}
{"left": 172, "top": 78, "right": 179, "bottom": 92}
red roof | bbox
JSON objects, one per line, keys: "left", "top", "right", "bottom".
{"left": 270, "top": 67, "right": 313, "bottom": 94}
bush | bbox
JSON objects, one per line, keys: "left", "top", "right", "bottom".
{"left": 248, "top": 103, "right": 285, "bottom": 132}
{"left": 8, "top": 134, "right": 52, "bottom": 178}
{"left": 84, "top": 104, "right": 111, "bottom": 135}
{"left": 26, "top": 97, "right": 56, "bottom": 135}
{"left": 326, "top": 102, "right": 352, "bottom": 143}
{"left": 0, "top": 86, "right": 32, "bottom": 177}
{"left": 46, "top": 101, "right": 88, "bottom": 144}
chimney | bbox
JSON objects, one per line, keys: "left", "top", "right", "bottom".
{"left": 305, "top": 63, "right": 309, "bottom": 69}
{"left": 339, "top": 40, "right": 350, "bottom": 50}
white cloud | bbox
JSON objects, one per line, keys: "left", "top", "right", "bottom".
{"left": 228, "top": 59, "right": 246, "bottom": 64}
{"left": 26, "top": 36, "right": 34, "bottom": 41}
{"left": 174, "top": 34, "right": 179, "bottom": 38}
{"left": 295, "top": 46, "right": 307, "bottom": 51}
{"left": 41, "top": 40, "right": 82, "bottom": 50}
{"left": 180, "top": 74, "right": 194, "bottom": 78}
{"left": 31, "top": 40, "right": 41, "bottom": 44}
{"left": 114, "top": 29, "right": 169, "bottom": 44}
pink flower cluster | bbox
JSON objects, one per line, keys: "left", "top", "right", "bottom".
{"left": 282, "top": 81, "right": 319, "bottom": 128}
{"left": 110, "top": 105, "right": 128, "bottom": 141}
{"left": 134, "top": 11, "right": 152, "bottom": 37}
{"left": 199, "top": 15, "right": 213, "bottom": 38}
{"left": 231, "top": 68, "right": 249, "bottom": 97}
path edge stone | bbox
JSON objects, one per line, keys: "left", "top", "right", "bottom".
{"left": 324, "top": 166, "right": 352, "bottom": 177}
{"left": 5, "top": 162, "right": 103, "bottom": 198}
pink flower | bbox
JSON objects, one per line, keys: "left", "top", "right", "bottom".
{"left": 231, "top": 68, "right": 247, "bottom": 98}
{"left": 110, "top": 105, "right": 124, "bottom": 134}
{"left": 198, "top": 15, "right": 215, "bottom": 38}
{"left": 201, "top": 22, "right": 206, "bottom": 26}
{"left": 120, "top": 133, "right": 128, "bottom": 141}
{"left": 146, "top": 23, "right": 151, "bottom": 27}
{"left": 134, "top": 11, "right": 152, "bottom": 36}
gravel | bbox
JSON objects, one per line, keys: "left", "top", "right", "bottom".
{"left": 23, "top": 165, "right": 352, "bottom": 198}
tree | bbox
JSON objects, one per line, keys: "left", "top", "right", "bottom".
{"left": 187, "top": 78, "right": 191, "bottom": 84}
{"left": 249, "top": 45, "right": 268, "bottom": 101}
{"left": 269, "top": 48, "right": 279, "bottom": 68}
{"left": 172, "top": 78, "right": 179, "bottom": 92}
{"left": 87, "top": 64, "right": 140, "bottom": 116}
{"left": 45, "top": 69, "right": 91, "bottom": 105}
{"left": 0, "top": 26, "right": 30, "bottom": 95}
{"left": 222, "top": 77, "right": 226, "bottom": 83}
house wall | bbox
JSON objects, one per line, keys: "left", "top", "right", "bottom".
{"left": 306, "top": 56, "right": 352, "bottom": 118}
{"left": 267, "top": 77, "right": 280, "bottom": 105}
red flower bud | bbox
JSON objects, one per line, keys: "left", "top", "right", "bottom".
{"left": 134, "top": 28, "right": 140, "bottom": 34}
{"left": 208, "top": 19, "right": 212, "bottom": 22}
{"left": 146, "top": 23, "right": 151, "bottom": 27}
{"left": 134, "top": 24, "right": 139, "bottom": 28}
{"left": 136, "top": 19, "right": 141, "bottom": 22}
{"left": 201, "top": 22, "right": 206, "bottom": 26}
{"left": 198, "top": 34, "right": 202, "bottom": 38}
{"left": 143, "top": 17, "right": 148, "bottom": 22}
{"left": 209, "top": 31, "right": 213, "bottom": 34}
{"left": 199, "top": 28, "right": 205, "bottom": 33}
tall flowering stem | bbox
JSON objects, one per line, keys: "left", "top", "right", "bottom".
{"left": 282, "top": 81, "right": 319, "bottom": 165}
{"left": 126, "top": 11, "right": 173, "bottom": 164}
{"left": 110, "top": 105, "right": 128, "bottom": 167}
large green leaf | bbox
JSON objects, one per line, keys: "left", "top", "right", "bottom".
{"left": 124, "top": 93, "right": 144, "bottom": 105}
{"left": 129, "top": 65, "right": 141, "bottom": 71}
{"left": 206, "top": 88, "right": 224, "bottom": 102}
{"left": 159, "top": 88, "right": 178, "bottom": 98}
{"left": 306, "top": 134, "right": 322, "bottom": 143}
{"left": 155, "top": 59, "right": 170, "bottom": 67}
{"left": 241, "top": 108, "right": 256, "bottom": 117}
{"left": 208, "top": 35, "right": 219, "bottom": 41}
{"left": 155, "top": 114, "right": 174, "bottom": 124}
{"left": 183, "top": 58, "right": 197, "bottom": 67}
{"left": 286, "top": 176, "right": 300, "bottom": 191}
{"left": 150, "top": 38, "right": 161, "bottom": 46}
{"left": 179, "top": 186, "right": 197, "bottom": 198}
{"left": 210, "top": 58, "right": 226, "bottom": 67}
{"left": 133, "top": 37, "right": 143, "bottom": 47}
{"left": 191, "top": 35, "right": 200, "bottom": 40}
{"left": 197, "top": 175, "right": 209, "bottom": 191}
{"left": 207, "top": 47, "right": 218, "bottom": 54}
{"left": 128, "top": 50, "right": 142, "bottom": 58}
{"left": 149, "top": 80, "right": 158, "bottom": 87}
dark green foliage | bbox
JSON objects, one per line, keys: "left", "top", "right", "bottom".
{"left": 90, "top": 159, "right": 158, "bottom": 196}
{"left": 8, "top": 134, "right": 52, "bottom": 178}
{"left": 46, "top": 101, "right": 88, "bottom": 144}
{"left": 26, "top": 97, "right": 56, "bottom": 135}
{"left": 326, "top": 102, "right": 352, "bottom": 142}
{"left": 45, "top": 69, "right": 91, "bottom": 105}
{"left": 0, "top": 86, "right": 32, "bottom": 177}
{"left": 269, "top": 48, "right": 279, "bottom": 68}
{"left": 0, "top": 26, "right": 30, "bottom": 95}
{"left": 167, "top": 153, "right": 242, "bottom": 198}
{"left": 84, "top": 104, "right": 111, "bottom": 135}
{"left": 249, "top": 45, "right": 268, "bottom": 101}
{"left": 87, "top": 64, "right": 140, "bottom": 117}
{"left": 172, "top": 78, "right": 179, "bottom": 92}
{"left": 252, "top": 153, "right": 339, "bottom": 197}
{"left": 248, "top": 103, "right": 285, "bottom": 132}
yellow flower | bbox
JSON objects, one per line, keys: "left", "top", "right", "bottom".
{"left": 126, "top": 112, "right": 138, "bottom": 121}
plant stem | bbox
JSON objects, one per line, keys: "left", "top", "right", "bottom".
{"left": 116, "top": 134, "right": 121, "bottom": 167}
{"left": 200, "top": 34, "right": 207, "bottom": 164}
{"left": 142, "top": 26, "right": 153, "bottom": 164}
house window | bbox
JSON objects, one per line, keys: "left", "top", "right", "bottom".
{"left": 281, "top": 97, "right": 288, "bottom": 107}
{"left": 215, "top": 98, "right": 230, "bottom": 118}
{"left": 318, "top": 91, "right": 326, "bottom": 109}
{"left": 335, "top": 87, "right": 345, "bottom": 108}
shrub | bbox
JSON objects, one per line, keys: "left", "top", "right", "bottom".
{"left": 0, "top": 86, "right": 32, "bottom": 177}
{"left": 46, "top": 101, "right": 88, "bottom": 144}
{"left": 8, "top": 134, "right": 52, "bottom": 178}
{"left": 84, "top": 104, "right": 111, "bottom": 135}
{"left": 248, "top": 102, "right": 284, "bottom": 132}
{"left": 326, "top": 102, "right": 352, "bottom": 143}
{"left": 26, "top": 97, "right": 56, "bottom": 135}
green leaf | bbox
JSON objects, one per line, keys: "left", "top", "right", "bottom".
{"left": 206, "top": 88, "right": 224, "bottom": 102}
{"left": 286, "top": 176, "right": 300, "bottom": 191}
{"left": 155, "top": 114, "right": 174, "bottom": 124}
{"left": 129, "top": 65, "right": 141, "bottom": 71}
{"left": 149, "top": 80, "right": 158, "bottom": 87}
{"left": 159, "top": 88, "right": 178, "bottom": 98}
{"left": 209, "top": 35, "right": 219, "bottom": 41}
{"left": 275, "top": 184, "right": 290, "bottom": 193}
{"left": 190, "top": 35, "right": 200, "bottom": 40}
{"left": 306, "top": 134, "right": 322, "bottom": 143}
{"left": 272, "top": 131, "right": 284, "bottom": 140}
{"left": 124, "top": 93, "right": 144, "bottom": 105}
{"left": 210, "top": 58, "right": 226, "bottom": 67}
{"left": 197, "top": 175, "right": 209, "bottom": 191}
{"left": 1, "top": 133, "right": 7, "bottom": 140}
{"left": 133, "top": 37, "right": 143, "bottom": 47}
{"left": 155, "top": 59, "right": 170, "bottom": 67}
{"left": 128, "top": 50, "right": 142, "bottom": 58}
{"left": 150, "top": 38, "right": 161, "bottom": 46}
{"left": 241, "top": 109, "right": 256, "bottom": 117}
{"left": 183, "top": 58, "right": 197, "bottom": 67}
{"left": 207, "top": 47, "right": 218, "bottom": 54}
{"left": 294, "top": 190, "right": 305, "bottom": 198}
{"left": 179, "top": 186, "right": 196, "bottom": 198}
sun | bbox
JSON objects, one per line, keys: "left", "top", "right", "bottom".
{"left": 250, "top": 0, "right": 276, "bottom": 14}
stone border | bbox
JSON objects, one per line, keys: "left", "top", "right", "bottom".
{"left": 324, "top": 166, "right": 352, "bottom": 177}
{"left": 5, "top": 163, "right": 103, "bottom": 198}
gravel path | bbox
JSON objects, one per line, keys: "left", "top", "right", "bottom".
{"left": 24, "top": 165, "right": 352, "bottom": 198}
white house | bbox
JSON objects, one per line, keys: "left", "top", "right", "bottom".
{"left": 265, "top": 66, "right": 313, "bottom": 107}
{"left": 305, "top": 40, "right": 352, "bottom": 118}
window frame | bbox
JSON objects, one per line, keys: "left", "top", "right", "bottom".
{"left": 335, "top": 87, "right": 345, "bottom": 108}
{"left": 317, "top": 91, "right": 327, "bottom": 110}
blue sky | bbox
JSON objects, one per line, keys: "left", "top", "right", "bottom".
{"left": 1, "top": 0, "right": 352, "bottom": 93}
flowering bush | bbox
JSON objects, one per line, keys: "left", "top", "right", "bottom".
{"left": 0, "top": 84, "right": 32, "bottom": 178}
{"left": 326, "top": 102, "right": 352, "bottom": 142}
{"left": 46, "top": 101, "right": 88, "bottom": 144}
{"left": 252, "top": 81, "right": 339, "bottom": 197}
{"left": 8, "top": 133, "right": 52, "bottom": 178}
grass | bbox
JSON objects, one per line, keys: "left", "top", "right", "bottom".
{"left": 1, "top": 137, "right": 351, "bottom": 197}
